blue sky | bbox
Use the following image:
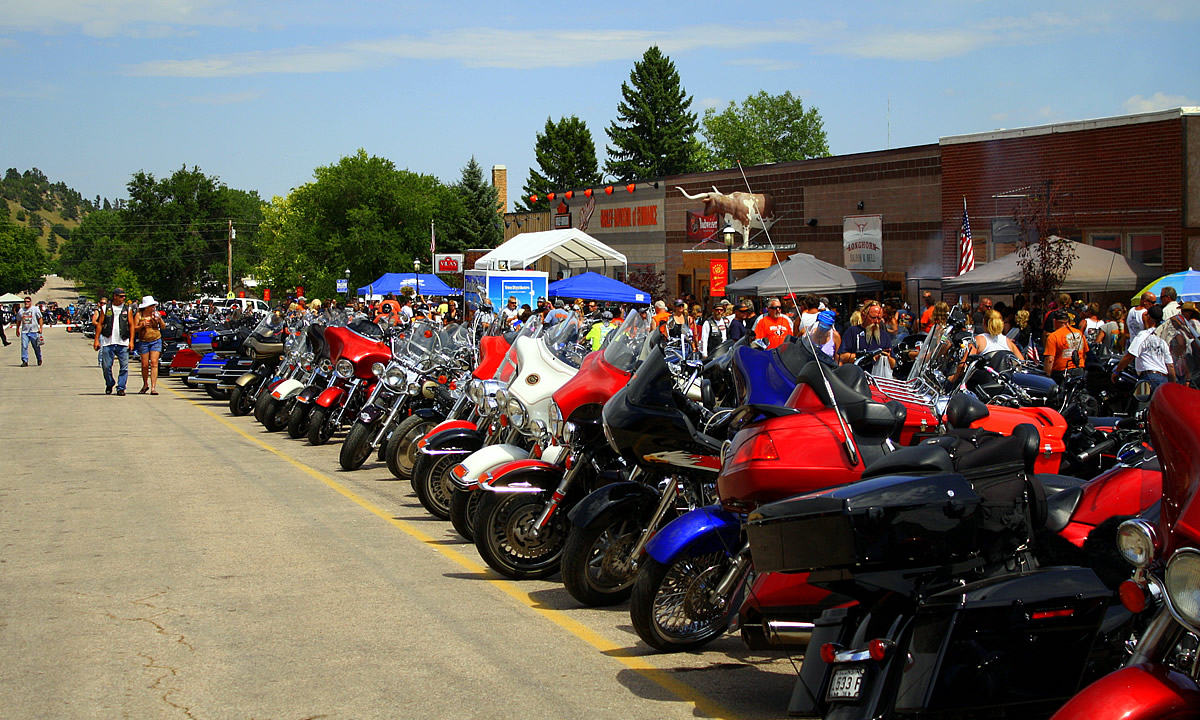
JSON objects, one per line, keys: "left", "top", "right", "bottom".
{"left": 2, "top": 1, "right": 1197, "bottom": 207}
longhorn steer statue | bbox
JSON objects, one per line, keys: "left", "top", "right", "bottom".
{"left": 676, "top": 186, "right": 775, "bottom": 245}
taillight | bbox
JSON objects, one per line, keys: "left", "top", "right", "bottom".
{"left": 1030, "top": 608, "right": 1075, "bottom": 620}
{"left": 820, "top": 643, "right": 839, "bottom": 664}
{"left": 730, "top": 431, "right": 780, "bottom": 466}
{"left": 211, "top": 340, "right": 219, "bottom": 349}
{"left": 868, "top": 639, "right": 892, "bottom": 661}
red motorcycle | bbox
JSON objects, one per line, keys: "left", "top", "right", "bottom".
{"left": 307, "top": 323, "right": 391, "bottom": 446}
{"left": 1051, "top": 382, "right": 1200, "bottom": 719}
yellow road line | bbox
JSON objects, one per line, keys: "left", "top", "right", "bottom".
{"left": 174, "top": 387, "right": 736, "bottom": 719}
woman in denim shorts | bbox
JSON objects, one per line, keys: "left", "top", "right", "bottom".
{"left": 134, "top": 296, "right": 166, "bottom": 394}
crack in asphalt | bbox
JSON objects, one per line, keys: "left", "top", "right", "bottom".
{"left": 103, "top": 589, "right": 197, "bottom": 718}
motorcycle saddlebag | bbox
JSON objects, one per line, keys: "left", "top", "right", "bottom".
{"left": 746, "top": 472, "right": 983, "bottom": 575}
{"left": 894, "top": 566, "right": 1111, "bottom": 716}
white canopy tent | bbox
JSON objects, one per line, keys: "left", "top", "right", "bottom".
{"left": 473, "top": 229, "right": 627, "bottom": 275}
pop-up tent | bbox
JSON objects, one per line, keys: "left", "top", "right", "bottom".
{"left": 726, "top": 253, "right": 883, "bottom": 296}
{"left": 474, "top": 229, "right": 627, "bottom": 274}
{"left": 1131, "top": 268, "right": 1200, "bottom": 303}
{"left": 548, "top": 272, "right": 651, "bottom": 304}
{"left": 0, "top": 292, "right": 24, "bottom": 303}
{"left": 942, "top": 239, "right": 1159, "bottom": 295}
{"left": 357, "top": 273, "right": 460, "bottom": 297}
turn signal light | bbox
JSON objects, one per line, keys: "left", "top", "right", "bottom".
{"left": 1031, "top": 608, "right": 1075, "bottom": 620}
{"left": 1119, "top": 579, "right": 1148, "bottom": 613}
{"left": 731, "top": 431, "right": 780, "bottom": 466}
{"left": 438, "top": 375, "right": 447, "bottom": 384}
{"left": 820, "top": 643, "right": 839, "bottom": 664}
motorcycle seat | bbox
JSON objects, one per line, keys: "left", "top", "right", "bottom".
{"left": 861, "top": 440, "right": 954, "bottom": 479}
{"left": 1043, "top": 485, "right": 1083, "bottom": 533}
{"left": 953, "top": 423, "right": 1041, "bottom": 474}
{"left": 944, "top": 393, "right": 990, "bottom": 428}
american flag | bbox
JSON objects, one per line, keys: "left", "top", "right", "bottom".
{"left": 957, "top": 199, "right": 975, "bottom": 276}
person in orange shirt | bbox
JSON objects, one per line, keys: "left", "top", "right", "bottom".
{"left": 652, "top": 300, "right": 670, "bottom": 337}
{"left": 918, "top": 291, "right": 935, "bottom": 333}
{"left": 378, "top": 293, "right": 401, "bottom": 324}
{"left": 755, "top": 298, "right": 794, "bottom": 349}
{"left": 1043, "top": 309, "right": 1089, "bottom": 382}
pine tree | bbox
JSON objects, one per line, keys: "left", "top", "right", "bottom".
{"left": 516, "top": 116, "right": 603, "bottom": 213}
{"left": 604, "top": 46, "right": 699, "bottom": 182}
{"left": 455, "top": 156, "right": 503, "bottom": 249}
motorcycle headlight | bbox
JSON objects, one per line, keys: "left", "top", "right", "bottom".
{"left": 384, "top": 365, "right": 405, "bottom": 388}
{"left": 562, "top": 421, "right": 576, "bottom": 445}
{"left": 302, "top": 352, "right": 315, "bottom": 364}
{"left": 1116, "top": 519, "right": 1158, "bottom": 569}
{"left": 319, "top": 358, "right": 333, "bottom": 374}
{"left": 284, "top": 335, "right": 294, "bottom": 351}
{"left": 495, "top": 388, "right": 510, "bottom": 409}
{"left": 335, "top": 358, "right": 354, "bottom": 378}
{"left": 407, "top": 382, "right": 421, "bottom": 396}
{"left": 506, "top": 396, "right": 526, "bottom": 429}
{"left": 1165, "top": 550, "right": 1200, "bottom": 630}
{"left": 468, "top": 379, "right": 483, "bottom": 403}
{"left": 371, "top": 362, "right": 386, "bottom": 377}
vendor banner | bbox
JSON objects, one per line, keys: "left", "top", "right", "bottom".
{"left": 843, "top": 214, "right": 883, "bottom": 271}
{"left": 710, "top": 258, "right": 728, "bottom": 297}
{"left": 686, "top": 210, "right": 719, "bottom": 240}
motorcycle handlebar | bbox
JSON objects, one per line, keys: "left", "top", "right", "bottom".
{"left": 1077, "top": 437, "right": 1116, "bottom": 463}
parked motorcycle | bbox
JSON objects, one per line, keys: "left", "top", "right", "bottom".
{"left": 307, "top": 317, "right": 389, "bottom": 446}
{"left": 228, "top": 310, "right": 288, "bottom": 416}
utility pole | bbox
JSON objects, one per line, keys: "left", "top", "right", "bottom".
{"left": 227, "top": 220, "right": 234, "bottom": 298}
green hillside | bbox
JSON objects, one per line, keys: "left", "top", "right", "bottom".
{"left": 2, "top": 168, "right": 103, "bottom": 257}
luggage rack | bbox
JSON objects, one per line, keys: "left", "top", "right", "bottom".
{"left": 867, "top": 375, "right": 936, "bottom": 413}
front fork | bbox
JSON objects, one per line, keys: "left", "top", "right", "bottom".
{"left": 331, "top": 379, "right": 362, "bottom": 427}
{"left": 709, "top": 542, "right": 752, "bottom": 611}
{"left": 530, "top": 449, "right": 582, "bottom": 537}
{"left": 370, "top": 394, "right": 407, "bottom": 449}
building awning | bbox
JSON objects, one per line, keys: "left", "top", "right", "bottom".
{"left": 473, "top": 229, "right": 626, "bottom": 274}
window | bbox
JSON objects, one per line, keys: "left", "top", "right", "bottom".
{"left": 1130, "top": 234, "right": 1163, "bottom": 266}
{"left": 1090, "top": 233, "right": 1121, "bottom": 254}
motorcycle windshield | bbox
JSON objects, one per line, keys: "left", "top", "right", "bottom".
{"left": 602, "top": 311, "right": 652, "bottom": 373}
{"left": 495, "top": 315, "right": 544, "bottom": 382}
{"left": 252, "top": 310, "right": 287, "bottom": 339}
{"left": 395, "top": 321, "right": 441, "bottom": 367}
{"left": 909, "top": 322, "right": 954, "bottom": 390}
{"left": 541, "top": 312, "right": 586, "bottom": 369}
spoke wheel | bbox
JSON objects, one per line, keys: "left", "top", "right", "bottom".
{"left": 229, "top": 384, "right": 255, "bottom": 416}
{"left": 449, "top": 487, "right": 480, "bottom": 541}
{"left": 413, "top": 454, "right": 457, "bottom": 519}
{"left": 474, "top": 491, "right": 567, "bottom": 580}
{"left": 562, "top": 512, "right": 641, "bottom": 607}
{"left": 629, "top": 552, "right": 734, "bottom": 652}
{"left": 385, "top": 415, "right": 435, "bottom": 482}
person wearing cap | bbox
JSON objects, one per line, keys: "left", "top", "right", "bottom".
{"left": 802, "top": 310, "right": 840, "bottom": 358}
{"left": 1155, "top": 286, "right": 1181, "bottom": 348}
{"left": 16, "top": 295, "right": 43, "bottom": 367}
{"left": 1043, "top": 309, "right": 1088, "bottom": 383}
{"left": 727, "top": 300, "right": 755, "bottom": 341}
{"left": 134, "top": 296, "right": 165, "bottom": 394}
{"left": 94, "top": 287, "right": 135, "bottom": 395}
{"left": 546, "top": 298, "right": 571, "bottom": 324}
{"left": 585, "top": 310, "right": 619, "bottom": 350}
{"left": 1114, "top": 305, "right": 1173, "bottom": 392}
{"left": 700, "top": 301, "right": 732, "bottom": 356}
{"left": 652, "top": 300, "right": 670, "bottom": 335}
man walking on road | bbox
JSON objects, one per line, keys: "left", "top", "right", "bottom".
{"left": 94, "top": 288, "right": 134, "bottom": 395}
{"left": 17, "top": 296, "right": 43, "bottom": 366}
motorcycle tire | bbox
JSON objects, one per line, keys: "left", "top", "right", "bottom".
{"left": 307, "top": 407, "right": 336, "bottom": 446}
{"left": 413, "top": 453, "right": 457, "bottom": 520}
{"left": 252, "top": 384, "right": 274, "bottom": 424}
{"left": 473, "top": 491, "right": 568, "bottom": 580}
{"left": 385, "top": 415, "right": 435, "bottom": 482}
{"left": 262, "top": 397, "right": 293, "bottom": 433}
{"left": 561, "top": 510, "right": 641, "bottom": 607}
{"left": 205, "top": 384, "right": 230, "bottom": 401}
{"left": 286, "top": 402, "right": 312, "bottom": 439}
{"left": 339, "top": 421, "right": 375, "bottom": 472}
{"left": 228, "top": 384, "right": 254, "bottom": 416}
{"left": 449, "top": 487, "right": 481, "bottom": 542}
{"left": 629, "top": 551, "right": 735, "bottom": 652}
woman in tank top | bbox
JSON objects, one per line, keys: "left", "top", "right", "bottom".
{"left": 134, "top": 296, "right": 166, "bottom": 394}
{"left": 972, "top": 309, "right": 1024, "bottom": 358}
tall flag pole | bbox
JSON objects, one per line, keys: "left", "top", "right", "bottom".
{"left": 430, "top": 219, "right": 436, "bottom": 273}
{"left": 957, "top": 197, "right": 975, "bottom": 276}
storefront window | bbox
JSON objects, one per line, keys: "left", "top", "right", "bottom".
{"left": 1130, "top": 234, "right": 1163, "bottom": 266}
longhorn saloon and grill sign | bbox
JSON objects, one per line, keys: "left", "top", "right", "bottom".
{"left": 843, "top": 214, "right": 883, "bottom": 271}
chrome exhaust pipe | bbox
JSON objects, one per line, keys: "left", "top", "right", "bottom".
{"left": 763, "top": 619, "right": 814, "bottom": 648}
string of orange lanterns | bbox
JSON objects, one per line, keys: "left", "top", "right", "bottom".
{"left": 529, "top": 183, "right": 638, "bottom": 204}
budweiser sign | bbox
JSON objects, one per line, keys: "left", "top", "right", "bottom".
{"left": 686, "top": 210, "right": 719, "bottom": 240}
{"left": 435, "top": 253, "right": 465, "bottom": 273}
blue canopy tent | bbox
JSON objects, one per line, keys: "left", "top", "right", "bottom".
{"left": 548, "top": 272, "right": 651, "bottom": 304}
{"left": 357, "top": 273, "right": 460, "bottom": 297}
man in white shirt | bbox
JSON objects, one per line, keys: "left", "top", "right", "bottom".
{"left": 92, "top": 287, "right": 134, "bottom": 395}
{"left": 1125, "top": 292, "right": 1155, "bottom": 349}
{"left": 500, "top": 296, "right": 521, "bottom": 327}
{"left": 1114, "top": 305, "right": 1173, "bottom": 393}
{"left": 1156, "top": 286, "right": 1181, "bottom": 346}
{"left": 17, "top": 296, "right": 43, "bottom": 367}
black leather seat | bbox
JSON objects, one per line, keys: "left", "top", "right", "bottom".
{"left": 862, "top": 440, "right": 954, "bottom": 478}
{"left": 945, "top": 392, "right": 990, "bottom": 428}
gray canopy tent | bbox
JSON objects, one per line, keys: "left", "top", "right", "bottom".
{"left": 942, "top": 240, "right": 1160, "bottom": 294}
{"left": 726, "top": 252, "right": 883, "bottom": 296}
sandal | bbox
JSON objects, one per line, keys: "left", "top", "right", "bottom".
{"left": 139, "top": 387, "right": 149, "bottom": 394}
{"left": 150, "top": 390, "right": 159, "bottom": 395}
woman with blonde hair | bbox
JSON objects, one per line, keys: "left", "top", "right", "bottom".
{"left": 134, "top": 296, "right": 165, "bottom": 394}
{"left": 971, "top": 309, "right": 1024, "bottom": 357}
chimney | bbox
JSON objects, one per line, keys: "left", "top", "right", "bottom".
{"left": 492, "top": 165, "right": 507, "bottom": 214}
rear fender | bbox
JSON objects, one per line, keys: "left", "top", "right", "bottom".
{"left": 1049, "top": 663, "right": 1200, "bottom": 720}
{"left": 316, "top": 386, "right": 345, "bottom": 409}
{"left": 295, "top": 384, "right": 321, "bottom": 405}
{"left": 480, "top": 460, "right": 562, "bottom": 494}
{"left": 644, "top": 505, "right": 741, "bottom": 565}
{"left": 271, "top": 378, "right": 306, "bottom": 400}
{"left": 567, "top": 481, "right": 660, "bottom": 529}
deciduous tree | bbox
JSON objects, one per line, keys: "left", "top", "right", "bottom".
{"left": 0, "top": 217, "right": 48, "bottom": 293}
{"left": 697, "top": 90, "right": 830, "bottom": 171}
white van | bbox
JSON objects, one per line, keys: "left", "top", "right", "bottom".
{"left": 223, "top": 298, "right": 271, "bottom": 314}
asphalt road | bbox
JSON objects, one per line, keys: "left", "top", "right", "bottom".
{"left": 0, "top": 278, "right": 802, "bottom": 719}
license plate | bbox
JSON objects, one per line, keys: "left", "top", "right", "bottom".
{"left": 827, "top": 665, "right": 865, "bottom": 701}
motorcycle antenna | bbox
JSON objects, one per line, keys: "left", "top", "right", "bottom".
{"left": 736, "top": 161, "right": 859, "bottom": 465}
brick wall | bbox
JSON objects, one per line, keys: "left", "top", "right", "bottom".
{"left": 941, "top": 118, "right": 1186, "bottom": 276}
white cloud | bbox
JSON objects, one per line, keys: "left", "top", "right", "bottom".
{"left": 125, "top": 22, "right": 836, "bottom": 77}
{"left": 1124, "top": 92, "right": 1200, "bottom": 114}
{"left": 0, "top": 0, "right": 249, "bottom": 37}
{"left": 727, "top": 57, "right": 800, "bottom": 72}
{"left": 187, "top": 89, "right": 263, "bottom": 105}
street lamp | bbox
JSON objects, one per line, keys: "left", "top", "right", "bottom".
{"left": 344, "top": 268, "right": 351, "bottom": 304}
{"left": 722, "top": 223, "right": 737, "bottom": 300}
{"left": 413, "top": 259, "right": 421, "bottom": 300}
